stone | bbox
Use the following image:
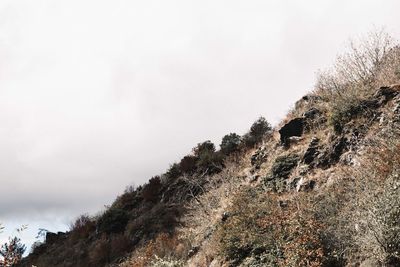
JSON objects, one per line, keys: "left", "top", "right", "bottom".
{"left": 279, "top": 118, "right": 305, "bottom": 145}
{"left": 221, "top": 212, "right": 230, "bottom": 222}
{"left": 297, "top": 178, "right": 316, "bottom": 192}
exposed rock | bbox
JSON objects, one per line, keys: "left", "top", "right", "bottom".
{"left": 295, "top": 94, "right": 322, "bottom": 110}
{"left": 290, "top": 177, "right": 302, "bottom": 190}
{"left": 221, "top": 212, "right": 230, "bottom": 222}
{"left": 45, "top": 232, "right": 66, "bottom": 244}
{"left": 249, "top": 174, "right": 259, "bottom": 182}
{"left": 302, "top": 137, "right": 320, "bottom": 165}
{"left": 373, "top": 85, "right": 400, "bottom": 105}
{"left": 303, "top": 107, "right": 322, "bottom": 120}
{"left": 250, "top": 146, "right": 268, "bottom": 170}
{"left": 296, "top": 178, "right": 316, "bottom": 192}
{"left": 393, "top": 95, "right": 400, "bottom": 123}
{"left": 316, "top": 136, "right": 348, "bottom": 169}
{"left": 279, "top": 200, "right": 288, "bottom": 208}
{"left": 188, "top": 246, "right": 199, "bottom": 257}
{"left": 279, "top": 118, "right": 305, "bottom": 145}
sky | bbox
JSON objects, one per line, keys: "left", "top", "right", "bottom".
{"left": 1, "top": 0, "right": 400, "bottom": 250}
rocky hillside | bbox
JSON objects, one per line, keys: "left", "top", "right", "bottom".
{"left": 17, "top": 32, "right": 400, "bottom": 267}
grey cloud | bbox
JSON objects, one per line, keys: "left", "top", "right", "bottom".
{"left": 0, "top": 0, "right": 400, "bottom": 230}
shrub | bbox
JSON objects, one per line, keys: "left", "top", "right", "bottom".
{"left": 179, "top": 155, "right": 198, "bottom": 174}
{"left": 0, "top": 237, "right": 26, "bottom": 266}
{"left": 142, "top": 176, "right": 162, "bottom": 202}
{"left": 126, "top": 203, "right": 180, "bottom": 240}
{"left": 190, "top": 141, "right": 225, "bottom": 175}
{"left": 314, "top": 30, "right": 400, "bottom": 133}
{"left": 196, "top": 150, "right": 224, "bottom": 174}
{"left": 220, "top": 133, "right": 241, "bottom": 155}
{"left": 216, "top": 187, "right": 324, "bottom": 266}
{"left": 97, "top": 208, "right": 129, "bottom": 234}
{"left": 243, "top": 117, "right": 272, "bottom": 147}
{"left": 88, "top": 235, "right": 111, "bottom": 265}
{"left": 70, "top": 214, "right": 96, "bottom": 240}
{"left": 112, "top": 189, "right": 141, "bottom": 210}
{"left": 269, "top": 154, "right": 300, "bottom": 179}
{"left": 110, "top": 234, "right": 132, "bottom": 260}
{"left": 193, "top": 140, "right": 216, "bottom": 157}
{"left": 166, "top": 163, "right": 182, "bottom": 180}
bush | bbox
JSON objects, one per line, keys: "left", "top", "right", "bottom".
{"left": 196, "top": 150, "right": 224, "bottom": 174}
{"left": 179, "top": 155, "right": 198, "bottom": 174}
{"left": 166, "top": 163, "right": 182, "bottom": 180}
{"left": 126, "top": 203, "right": 180, "bottom": 240}
{"left": 220, "top": 133, "right": 241, "bottom": 155}
{"left": 97, "top": 208, "right": 129, "bottom": 234}
{"left": 70, "top": 214, "right": 96, "bottom": 240}
{"left": 187, "top": 141, "right": 225, "bottom": 175}
{"left": 88, "top": 235, "right": 111, "bottom": 265}
{"left": 193, "top": 140, "right": 216, "bottom": 157}
{"left": 270, "top": 154, "right": 300, "bottom": 179}
{"left": 243, "top": 117, "right": 272, "bottom": 147}
{"left": 314, "top": 30, "right": 400, "bottom": 133}
{"left": 0, "top": 237, "right": 26, "bottom": 266}
{"left": 142, "top": 176, "right": 162, "bottom": 202}
{"left": 216, "top": 188, "right": 324, "bottom": 266}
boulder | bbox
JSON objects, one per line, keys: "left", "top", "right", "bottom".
{"left": 279, "top": 118, "right": 305, "bottom": 145}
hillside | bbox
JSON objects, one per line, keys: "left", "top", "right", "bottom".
{"left": 15, "top": 32, "right": 400, "bottom": 267}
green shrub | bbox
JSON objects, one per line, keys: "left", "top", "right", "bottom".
{"left": 264, "top": 154, "right": 299, "bottom": 192}
{"left": 70, "top": 214, "right": 96, "bottom": 240}
{"left": 166, "top": 163, "right": 182, "bottom": 180}
{"left": 220, "top": 133, "right": 241, "bottom": 155}
{"left": 217, "top": 187, "right": 324, "bottom": 267}
{"left": 193, "top": 140, "right": 215, "bottom": 156}
{"left": 192, "top": 141, "right": 225, "bottom": 174}
{"left": 97, "top": 208, "right": 129, "bottom": 234}
{"left": 269, "top": 154, "right": 299, "bottom": 180}
{"left": 179, "top": 155, "right": 198, "bottom": 174}
{"left": 142, "top": 176, "right": 162, "bottom": 202}
{"left": 243, "top": 117, "right": 272, "bottom": 147}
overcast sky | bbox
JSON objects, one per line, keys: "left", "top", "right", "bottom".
{"left": 1, "top": 0, "right": 400, "bottom": 249}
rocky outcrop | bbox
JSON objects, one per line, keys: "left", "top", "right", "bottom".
{"left": 279, "top": 118, "right": 305, "bottom": 146}
{"left": 316, "top": 136, "right": 348, "bottom": 169}
{"left": 250, "top": 146, "right": 268, "bottom": 171}
{"left": 302, "top": 137, "right": 320, "bottom": 165}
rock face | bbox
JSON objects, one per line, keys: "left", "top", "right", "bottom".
{"left": 316, "top": 136, "right": 348, "bottom": 169}
{"left": 302, "top": 137, "right": 320, "bottom": 165}
{"left": 279, "top": 118, "right": 305, "bottom": 145}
